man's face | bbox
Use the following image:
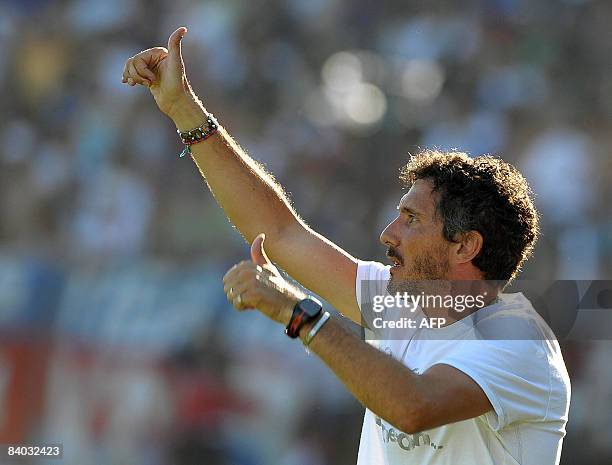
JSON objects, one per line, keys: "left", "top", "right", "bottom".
{"left": 380, "top": 179, "right": 451, "bottom": 295}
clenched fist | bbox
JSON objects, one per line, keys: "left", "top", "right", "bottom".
{"left": 223, "top": 234, "right": 307, "bottom": 326}
{"left": 122, "top": 27, "right": 202, "bottom": 126}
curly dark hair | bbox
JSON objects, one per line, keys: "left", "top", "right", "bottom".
{"left": 400, "top": 150, "right": 539, "bottom": 284}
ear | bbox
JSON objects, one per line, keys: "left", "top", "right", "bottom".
{"left": 451, "top": 230, "right": 483, "bottom": 265}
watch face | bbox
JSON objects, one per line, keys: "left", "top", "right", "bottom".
{"left": 299, "top": 298, "right": 323, "bottom": 317}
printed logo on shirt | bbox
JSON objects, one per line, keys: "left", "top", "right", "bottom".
{"left": 375, "top": 416, "right": 444, "bottom": 452}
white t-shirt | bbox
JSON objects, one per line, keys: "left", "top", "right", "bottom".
{"left": 355, "top": 261, "right": 571, "bottom": 465}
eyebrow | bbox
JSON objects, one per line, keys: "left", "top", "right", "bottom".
{"left": 397, "top": 205, "right": 422, "bottom": 217}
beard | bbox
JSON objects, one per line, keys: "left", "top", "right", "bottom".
{"left": 386, "top": 246, "right": 450, "bottom": 297}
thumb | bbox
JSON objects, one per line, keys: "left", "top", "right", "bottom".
{"left": 250, "top": 233, "right": 271, "bottom": 266}
{"left": 167, "top": 26, "right": 187, "bottom": 65}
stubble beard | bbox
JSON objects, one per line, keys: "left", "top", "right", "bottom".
{"left": 386, "top": 249, "right": 450, "bottom": 297}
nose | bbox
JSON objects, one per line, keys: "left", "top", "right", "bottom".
{"left": 380, "top": 216, "right": 400, "bottom": 248}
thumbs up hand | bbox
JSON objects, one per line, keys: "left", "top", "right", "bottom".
{"left": 122, "top": 27, "right": 198, "bottom": 122}
{"left": 223, "top": 234, "right": 307, "bottom": 325}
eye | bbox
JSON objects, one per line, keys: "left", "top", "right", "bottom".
{"left": 406, "top": 214, "right": 416, "bottom": 224}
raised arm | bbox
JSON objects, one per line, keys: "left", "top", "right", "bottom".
{"left": 122, "top": 27, "right": 361, "bottom": 323}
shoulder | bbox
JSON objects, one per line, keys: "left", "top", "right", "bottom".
{"left": 355, "top": 261, "right": 390, "bottom": 340}
{"left": 356, "top": 260, "right": 390, "bottom": 283}
{"left": 355, "top": 260, "right": 390, "bottom": 308}
{"left": 472, "top": 292, "right": 558, "bottom": 342}
{"left": 438, "top": 293, "right": 571, "bottom": 428}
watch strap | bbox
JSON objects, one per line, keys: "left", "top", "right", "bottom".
{"left": 285, "top": 298, "right": 322, "bottom": 339}
{"left": 303, "top": 311, "right": 331, "bottom": 347}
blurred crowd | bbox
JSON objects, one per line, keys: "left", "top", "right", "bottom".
{"left": 0, "top": 0, "right": 611, "bottom": 464}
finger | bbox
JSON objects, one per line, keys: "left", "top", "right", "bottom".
{"left": 145, "top": 47, "right": 168, "bottom": 67}
{"left": 225, "top": 273, "right": 254, "bottom": 292}
{"left": 232, "top": 295, "right": 247, "bottom": 310}
{"left": 230, "top": 281, "right": 253, "bottom": 297}
{"left": 226, "top": 260, "right": 249, "bottom": 274}
{"left": 250, "top": 233, "right": 271, "bottom": 266}
{"left": 225, "top": 288, "right": 241, "bottom": 308}
{"left": 223, "top": 262, "right": 259, "bottom": 292}
{"left": 226, "top": 261, "right": 256, "bottom": 280}
{"left": 233, "top": 290, "right": 258, "bottom": 311}
{"left": 241, "top": 290, "right": 261, "bottom": 310}
{"left": 122, "top": 59, "right": 130, "bottom": 83}
{"left": 223, "top": 280, "right": 237, "bottom": 296}
{"left": 167, "top": 26, "right": 188, "bottom": 63}
{"left": 128, "top": 61, "right": 149, "bottom": 86}
{"left": 224, "top": 271, "right": 256, "bottom": 299}
{"left": 133, "top": 57, "right": 157, "bottom": 84}
{"left": 223, "top": 263, "right": 243, "bottom": 285}
{"left": 223, "top": 273, "right": 246, "bottom": 295}
{"left": 226, "top": 285, "right": 250, "bottom": 310}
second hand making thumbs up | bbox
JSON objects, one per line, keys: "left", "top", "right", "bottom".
{"left": 223, "top": 234, "right": 306, "bottom": 325}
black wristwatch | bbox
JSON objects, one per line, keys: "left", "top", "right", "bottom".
{"left": 285, "top": 297, "right": 323, "bottom": 339}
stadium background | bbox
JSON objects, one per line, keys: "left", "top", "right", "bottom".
{"left": 0, "top": 0, "right": 611, "bottom": 464}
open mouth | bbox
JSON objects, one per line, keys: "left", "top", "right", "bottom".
{"left": 386, "top": 251, "right": 403, "bottom": 275}
{"left": 386, "top": 248, "right": 403, "bottom": 266}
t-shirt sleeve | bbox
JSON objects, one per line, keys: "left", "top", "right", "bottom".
{"left": 355, "top": 260, "right": 390, "bottom": 341}
{"left": 355, "top": 260, "right": 391, "bottom": 311}
{"left": 435, "top": 337, "right": 552, "bottom": 431}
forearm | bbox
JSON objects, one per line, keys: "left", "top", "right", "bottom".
{"left": 298, "top": 317, "right": 428, "bottom": 434}
{"left": 171, "top": 96, "right": 301, "bottom": 244}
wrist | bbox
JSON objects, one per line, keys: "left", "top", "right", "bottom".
{"left": 284, "top": 294, "right": 322, "bottom": 339}
{"left": 300, "top": 311, "right": 331, "bottom": 347}
{"left": 298, "top": 316, "right": 317, "bottom": 340}
{"left": 279, "top": 294, "right": 302, "bottom": 327}
{"left": 169, "top": 95, "right": 207, "bottom": 132}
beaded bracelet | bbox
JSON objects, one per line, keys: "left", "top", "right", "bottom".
{"left": 177, "top": 113, "right": 219, "bottom": 158}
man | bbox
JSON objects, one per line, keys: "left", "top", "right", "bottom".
{"left": 122, "top": 27, "right": 570, "bottom": 464}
